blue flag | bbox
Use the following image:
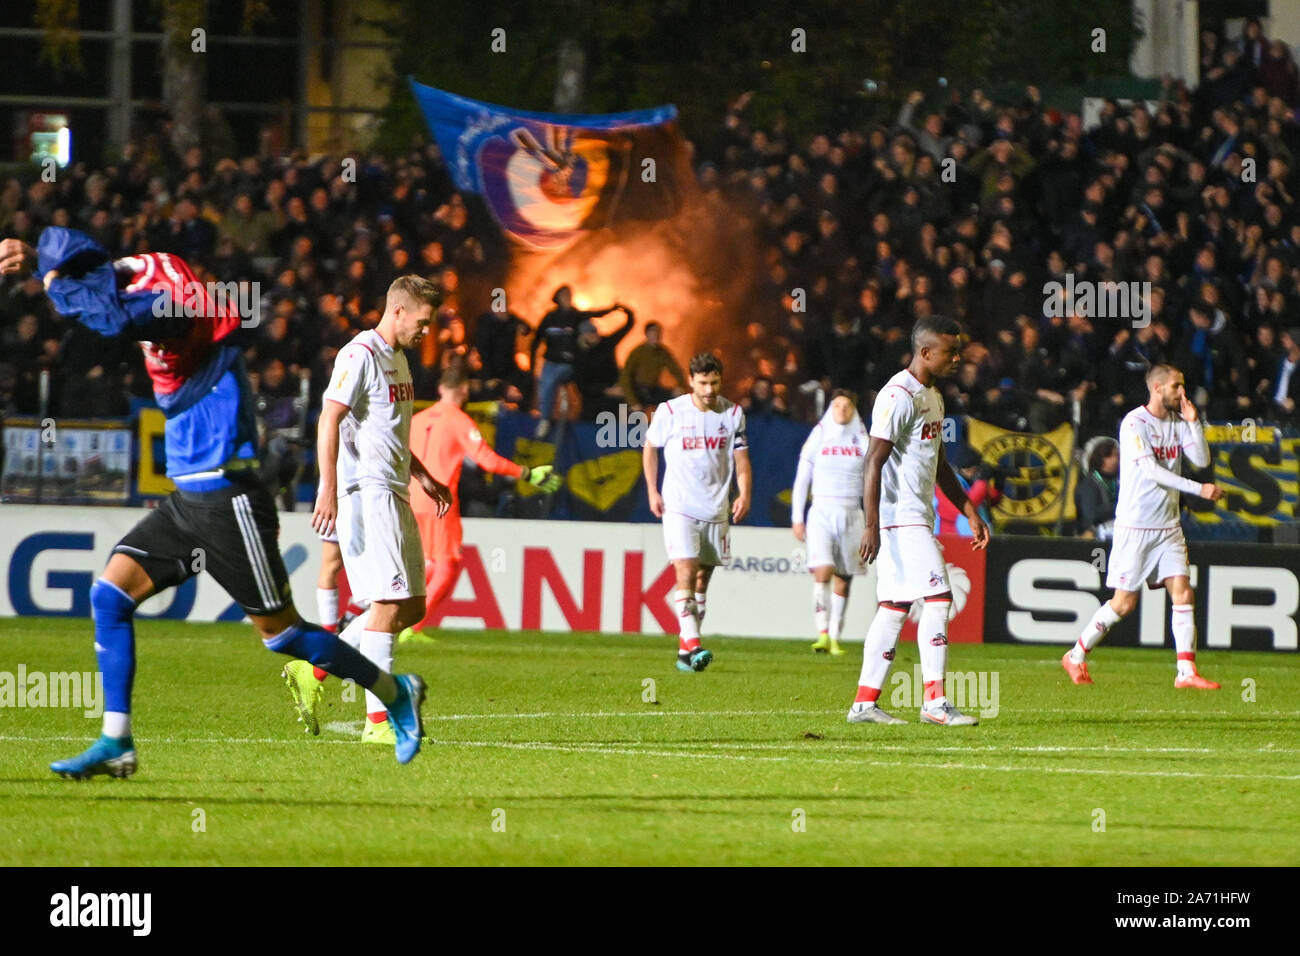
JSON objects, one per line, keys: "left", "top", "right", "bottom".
{"left": 409, "top": 79, "right": 693, "bottom": 248}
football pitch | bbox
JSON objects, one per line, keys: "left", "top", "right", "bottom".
{"left": 1, "top": 618, "right": 1297, "bottom": 866}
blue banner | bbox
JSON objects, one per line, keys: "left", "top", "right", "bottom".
{"left": 409, "top": 79, "right": 693, "bottom": 248}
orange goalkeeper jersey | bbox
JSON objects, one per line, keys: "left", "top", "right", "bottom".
{"left": 408, "top": 400, "right": 526, "bottom": 515}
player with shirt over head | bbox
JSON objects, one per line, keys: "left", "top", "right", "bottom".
{"left": 0, "top": 230, "right": 433, "bottom": 775}
{"left": 283, "top": 276, "right": 453, "bottom": 744}
{"left": 1062, "top": 364, "right": 1223, "bottom": 688}
{"left": 791, "top": 389, "right": 869, "bottom": 656}
{"left": 849, "top": 316, "right": 989, "bottom": 726}
{"left": 643, "top": 352, "right": 752, "bottom": 672}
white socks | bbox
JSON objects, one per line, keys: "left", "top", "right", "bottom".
{"left": 812, "top": 581, "right": 830, "bottom": 634}
{"left": 694, "top": 591, "right": 707, "bottom": 628}
{"left": 362, "top": 629, "right": 394, "bottom": 716}
{"left": 830, "top": 592, "right": 847, "bottom": 639}
{"left": 103, "top": 711, "right": 131, "bottom": 738}
{"left": 1171, "top": 604, "right": 1197, "bottom": 677}
{"left": 316, "top": 587, "right": 339, "bottom": 631}
{"left": 674, "top": 590, "right": 699, "bottom": 646}
{"left": 917, "top": 599, "right": 952, "bottom": 708}
{"left": 338, "top": 608, "right": 369, "bottom": 651}
{"left": 1072, "top": 601, "right": 1122, "bottom": 663}
{"left": 857, "top": 604, "right": 907, "bottom": 694}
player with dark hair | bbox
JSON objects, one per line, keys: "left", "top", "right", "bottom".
{"left": 1062, "top": 364, "right": 1223, "bottom": 688}
{"left": 643, "top": 351, "right": 751, "bottom": 671}
{"left": 850, "top": 316, "right": 989, "bottom": 725}
{"left": 395, "top": 361, "right": 562, "bottom": 644}
{"left": 0, "top": 232, "right": 438, "bottom": 774}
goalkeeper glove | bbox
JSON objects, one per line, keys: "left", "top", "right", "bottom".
{"left": 522, "top": 465, "right": 562, "bottom": 493}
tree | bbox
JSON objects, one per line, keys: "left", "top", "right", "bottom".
{"left": 161, "top": 0, "right": 208, "bottom": 157}
{"left": 372, "top": 0, "right": 1138, "bottom": 155}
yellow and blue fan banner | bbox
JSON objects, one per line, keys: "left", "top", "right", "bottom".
{"left": 966, "top": 419, "right": 1078, "bottom": 523}
{"left": 410, "top": 79, "right": 693, "bottom": 249}
{"left": 1183, "top": 425, "right": 1300, "bottom": 527}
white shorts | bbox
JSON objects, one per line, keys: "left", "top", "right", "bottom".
{"left": 319, "top": 529, "right": 338, "bottom": 545}
{"left": 1106, "top": 525, "right": 1189, "bottom": 591}
{"left": 337, "top": 487, "right": 426, "bottom": 601}
{"left": 806, "top": 502, "right": 866, "bottom": 577}
{"left": 663, "top": 512, "right": 731, "bottom": 566}
{"left": 875, "top": 525, "right": 949, "bottom": 603}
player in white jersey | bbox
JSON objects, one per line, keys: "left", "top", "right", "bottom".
{"left": 791, "top": 389, "right": 868, "bottom": 656}
{"left": 1062, "top": 364, "right": 1223, "bottom": 689}
{"left": 643, "top": 352, "right": 752, "bottom": 672}
{"left": 286, "top": 276, "right": 452, "bottom": 741}
{"left": 849, "top": 316, "right": 989, "bottom": 726}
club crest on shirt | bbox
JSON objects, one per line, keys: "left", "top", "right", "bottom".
{"left": 391, "top": 573, "right": 406, "bottom": 593}
{"left": 929, "top": 570, "right": 943, "bottom": 588}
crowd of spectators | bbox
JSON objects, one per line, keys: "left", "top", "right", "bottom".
{"left": 0, "top": 133, "right": 506, "bottom": 425}
{"left": 4, "top": 17, "right": 1300, "bottom": 457}
{"left": 706, "top": 19, "right": 1300, "bottom": 436}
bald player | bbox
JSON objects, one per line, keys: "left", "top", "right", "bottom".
{"left": 398, "top": 363, "right": 562, "bottom": 642}
{"left": 1062, "top": 364, "right": 1223, "bottom": 688}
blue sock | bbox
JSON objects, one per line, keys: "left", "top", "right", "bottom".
{"left": 90, "top": 578, "right": 137, "bottom": 718}
{"left": 264, "top": 620, "right": 380, "bottom": 689}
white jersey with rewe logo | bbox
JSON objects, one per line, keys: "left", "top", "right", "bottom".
{"left": 800, "top": 411, "right": 869, "bottom": 501}
{"left": 869, "top": 368, "right": 944, "bottom": 529}
{"left": 1115, "top": 406, "right": 1209, "bottom": 530}
{"left": 325, "top": 328, "right": 415, "bottom": 499}
{"left": 646, "top": 393, "right": 747, "bottom": 523}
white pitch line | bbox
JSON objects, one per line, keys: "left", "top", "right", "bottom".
{"left": 0, "top": 733, "right": 356, "bottom": 746}
{"left": 419, "top": 738, "right": 1300, "bottom": 781}
{"left": 7, "top": 732, "right": 1295, "bottom": 759}
{"left": 603, "top": 740, "right": 1300, "bottom": 756}
{"left": 412, "top": 707, "right": 1300, "bottom": 720}
{"left": 422, "top": 709, "right": 829, "bottom": 720}
{"left": 3, "top": 735, "right": 1296, "bottom": 779}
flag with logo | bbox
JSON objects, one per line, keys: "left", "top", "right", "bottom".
{"left": 409, "top": 79, "right": 694, "bottom": 249}
{"left": 966, "top": 419, "right": 1078, "bottom": 523}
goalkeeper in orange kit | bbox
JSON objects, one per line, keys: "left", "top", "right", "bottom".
{"left": 399, "top": 362, "right": 562, "bottom": 642}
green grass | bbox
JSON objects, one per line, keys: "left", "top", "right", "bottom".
{"left": 1, "top": 618, "right": 1297, "bottom": 866}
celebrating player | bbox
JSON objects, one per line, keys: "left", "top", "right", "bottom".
{"left": 791, "top": 389, "right": 869, "bottom": 656}
{"left": 643, "top": 352, "right": 752, "bottom": 672}
{"left": 1062, "top": 364, "right": 1223, "bottom": 688}
{"left": 284, "top": 276, "right": 453, "bottom": 745}
{"left": 397, "top": 361, "right": 562, "bottom": 644}
{"left": 850, "top": 316, "right": 989, "bottom": 726}
{"left": 0, "top": 230, "right": 431, "bottom": 775}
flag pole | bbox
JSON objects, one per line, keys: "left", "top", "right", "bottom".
{"left": 1054, "top": 397, "right": 1082, "bottom": 537}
